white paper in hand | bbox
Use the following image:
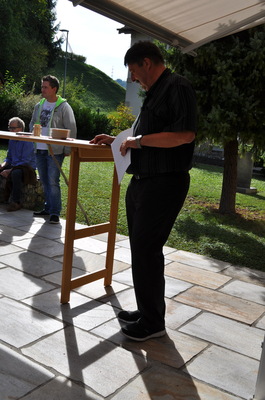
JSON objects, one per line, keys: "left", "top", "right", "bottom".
{"left": 111, "top": 128, "right": 132, "bottom": 184}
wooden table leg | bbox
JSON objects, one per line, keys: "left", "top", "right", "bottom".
{"left": 60, "top": 148, "right": 80, "bottom": 303}
{"left": 104, "top": 166, "right": 120, "bottom": 286}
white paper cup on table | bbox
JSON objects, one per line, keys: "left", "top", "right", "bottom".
{"left": 33, "top": 124, "right": 41, "bottom": 136}
{"left": 51, "top": 128, "right": 70, "bottom": 139}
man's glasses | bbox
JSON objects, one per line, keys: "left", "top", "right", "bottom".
{"left": 8, "top": 126, "right": 20, "bottom": 130}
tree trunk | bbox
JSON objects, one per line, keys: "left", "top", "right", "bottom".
{"left": 219, "top": 139, "right": 238, "bottom": 214}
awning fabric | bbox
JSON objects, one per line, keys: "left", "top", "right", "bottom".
{"left": 71, "top": 0, "right": 265, "bottom": 54}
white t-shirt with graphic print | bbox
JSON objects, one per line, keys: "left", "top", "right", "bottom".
{"left": 37, "top": 100, "right": 56, "bottom": 150}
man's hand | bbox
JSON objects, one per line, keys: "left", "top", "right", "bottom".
{"left": 0, "top": 169, "right": 12, "bottom": 178}
{"left": 120, "top": 136, "right": 139, "bottom": 156}
{"left": 90, "top": 134, "right": 114, "bottom": 146}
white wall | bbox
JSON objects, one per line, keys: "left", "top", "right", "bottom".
{"left": 123, "top": 31, "right": 152, "bottom": 116}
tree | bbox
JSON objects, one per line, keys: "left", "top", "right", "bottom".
{"left": 159, "top": 27, "right": 265, "bottom": 213}
{"left": 0, "top": 0, "right": 61, "bottom": 90}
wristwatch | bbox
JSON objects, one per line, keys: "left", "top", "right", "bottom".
{"left": 135, "top": 135, "right": 143, "bottom": 149}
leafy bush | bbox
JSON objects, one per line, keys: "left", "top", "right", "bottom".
{"left": 70, "top": 102, "right": 112, "bottom": 140}
{"left": 108, "top": 103, "right": 135, "bottom": 136}
{"left": 15, "top": 93, "right": 41, "bottom": 131}
{"left": 0, "top": 71, "right": 42, "bottom": 131}
{"left": 0, "top": 72, "right": 26, "bottom": 129}
{"left": 91, "top": 113, "right": 112, "bottom": 138}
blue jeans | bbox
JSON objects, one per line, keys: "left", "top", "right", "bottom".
{"left": 36, "top": 150, "right": 64, "bottom": 216}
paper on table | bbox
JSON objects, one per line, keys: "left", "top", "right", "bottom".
{"left": 111, "top": 127, "right": 132, "bottom": 184}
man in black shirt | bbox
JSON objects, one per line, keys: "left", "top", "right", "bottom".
{"left": 90, "top": 41, "right": 197, "bottom": 341}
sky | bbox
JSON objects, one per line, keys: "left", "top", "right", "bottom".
{"left": 55, "top": 0, "right": 131, "bottom": 81}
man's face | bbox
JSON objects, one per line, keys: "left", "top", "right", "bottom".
{"left": 8, "top": 122, "right": 21, "bottom": 133}
{"left": 41, "top": 81, "right": 57, "bottom": 100}
{"left": 128, "top": 61, "right": 149, "bottom": 90}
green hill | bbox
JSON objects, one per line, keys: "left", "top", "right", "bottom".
{"left": 49, "top": 57, "right": 126, "bottom": 112}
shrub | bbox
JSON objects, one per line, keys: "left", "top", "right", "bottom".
{"left": 91, "top": 113, "right": 112, "bottom": 138}
{"left": 70, "top": 102, "right": 112, "bottom": 140}
{"left": 15, "top": 93, "right": 41, "bottom": 131}
{"left": 0, "top": 72, "right": 26, "bottom": 130}
{"left": 108, "top": 103, "right": 135, "bottom": 136}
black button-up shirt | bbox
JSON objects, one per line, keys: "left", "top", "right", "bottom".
{"left": 127, "top": 68, "right": 197, "bottom": 176}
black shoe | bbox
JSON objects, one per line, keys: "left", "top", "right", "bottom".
{"left": 49, "top": 215, "right": 59, "bottom": 224}
{"left": 118, "top": 310, "right": 141, "bottom": 323}
{"left": 121, "top": 321, "right": 166, "bottom": 342}
{"left": 33, "top": 210, "right": 49, "bottom": 216}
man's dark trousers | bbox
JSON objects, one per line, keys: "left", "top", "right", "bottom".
{"left": 126, "top": 171, "right": 190, "bottom": 331}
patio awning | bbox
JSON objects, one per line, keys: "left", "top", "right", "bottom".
{"left": 70, "top": 0, "right": 265, "bottom": 54}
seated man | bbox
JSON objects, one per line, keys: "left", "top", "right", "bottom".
{"left": 0, "top": 117, "right": 36, "bottom": 211}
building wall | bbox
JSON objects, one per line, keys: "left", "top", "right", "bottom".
{"left": 123, "top": 31, "right": 152, "bottom": 116}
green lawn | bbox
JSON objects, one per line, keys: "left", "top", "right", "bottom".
{"left": 59, "top": 158, "right": 265, "bottom": 272}
{"left": 1, "top": 143, "right": 264, "bottom": 272}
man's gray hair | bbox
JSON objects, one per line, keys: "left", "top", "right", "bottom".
{"left": 9, "top": 117, "right": 25, "bottom": 131}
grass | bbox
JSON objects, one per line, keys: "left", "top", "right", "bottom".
{"left": 169, "top": 164, "right": 265, "bottom": 272}
{"left": 1, "top": 143, "right": 264, "bottom": 272}
{"left": 59, "top": 159, "right": 265, "bottom": 272}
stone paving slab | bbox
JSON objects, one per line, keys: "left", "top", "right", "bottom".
{"left": 186, "top": 345, "right": 259, "bottom": 399}
{"left": 100, "top": 287, "right": 138, "bottom": 310}
{"left": 165, "top": 275, "right": 194, "bottom": 297}
{"left": 62, "top": 250, "right": 107, "bottom": 271}
{"left": 176, "top": 286, "right": 265, "bottom": 324}
{"left": 223, "top": 265, "right": 265, "bottom": 286}
{"left": 220, "top": 279, "right": 265, "bottom": 305}
{"left": 0, "top": 250, "right": 63, "bottom": 276}
{"left": 43, "top": 269, "right": 128, "bottom": 299}
{"left": 23, "top": 288, "right": 118, "bottom": 330}
{"left": 17, "top": 221, "right": 64, "bottom": 240}
{"left": 43, "top": 267, "right": 94, "bottom": 285}
{"left": 22, "top": 376, "right": 104, "bottom": 400}
{"left": 112, "top": 246, "right": 132, "bottom": 264}
{"left": 54, "top": 249, "right": 129, "bottom": 274}
{"left": 0, "top": 242, "right": 23, "bottom": 256}
{"left": 0, "top": 205, "right": 264, "bottom": 400}
{"left": 12, "top": 236, "right": 65, "bottom": 258}
{"left": 113, "top": 268, "right": 194, "bottom": 297}
{"left": 166, "top": 261, "right": 232, "bottom": 289}
{"left": 92, "top": 320, "right": 208, "bottom": 368}
{"left": 165, "top": 298, "right": 201, "bottom": 329}
{"left": 0, "top": 210, "right": 35, "bottom": 227}
{"left": 0, "top": 225, "right": 34, "bottom": 242}
{"left": 0, "top": 267, "right": 56, "bottom": 300}
{"left": 0, "top": 343, "right": 54, "bottom": 400}
{"left": 60, "top": 235, "right": 108, "bottom": 254}
{"left": 111, "top": 365, "right": 240, "bottom": 400}
{"left": 180, "top": 312, "right": 264, "bottom": 359}
{"left": 256, "top": 314, "right": 265, "bottom": 329}
{"left": 0, "top": 297, "right": 63, "bottom": 347}
{"left": 74, "top": 279, "right": 128, "bottom": 299}
{"left": 166, "top": 250, "right": 231, "bottom": 272}
{"left": 123, "top": 328, "right": 209, "bottom": 368}
{"left": 22, "top": 326, "right": 147, "bottom": 398}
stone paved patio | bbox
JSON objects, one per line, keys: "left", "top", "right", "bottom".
{"left": 0, "top": 204, "right": 264, "bottom": 400}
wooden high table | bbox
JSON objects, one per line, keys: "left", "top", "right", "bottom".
{"left": 0, "top": 131, "right": 120, "bottom": 303}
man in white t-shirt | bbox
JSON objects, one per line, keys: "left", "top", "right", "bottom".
{"left": 30, "top": 75, "right": 77, "bottom": 224}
